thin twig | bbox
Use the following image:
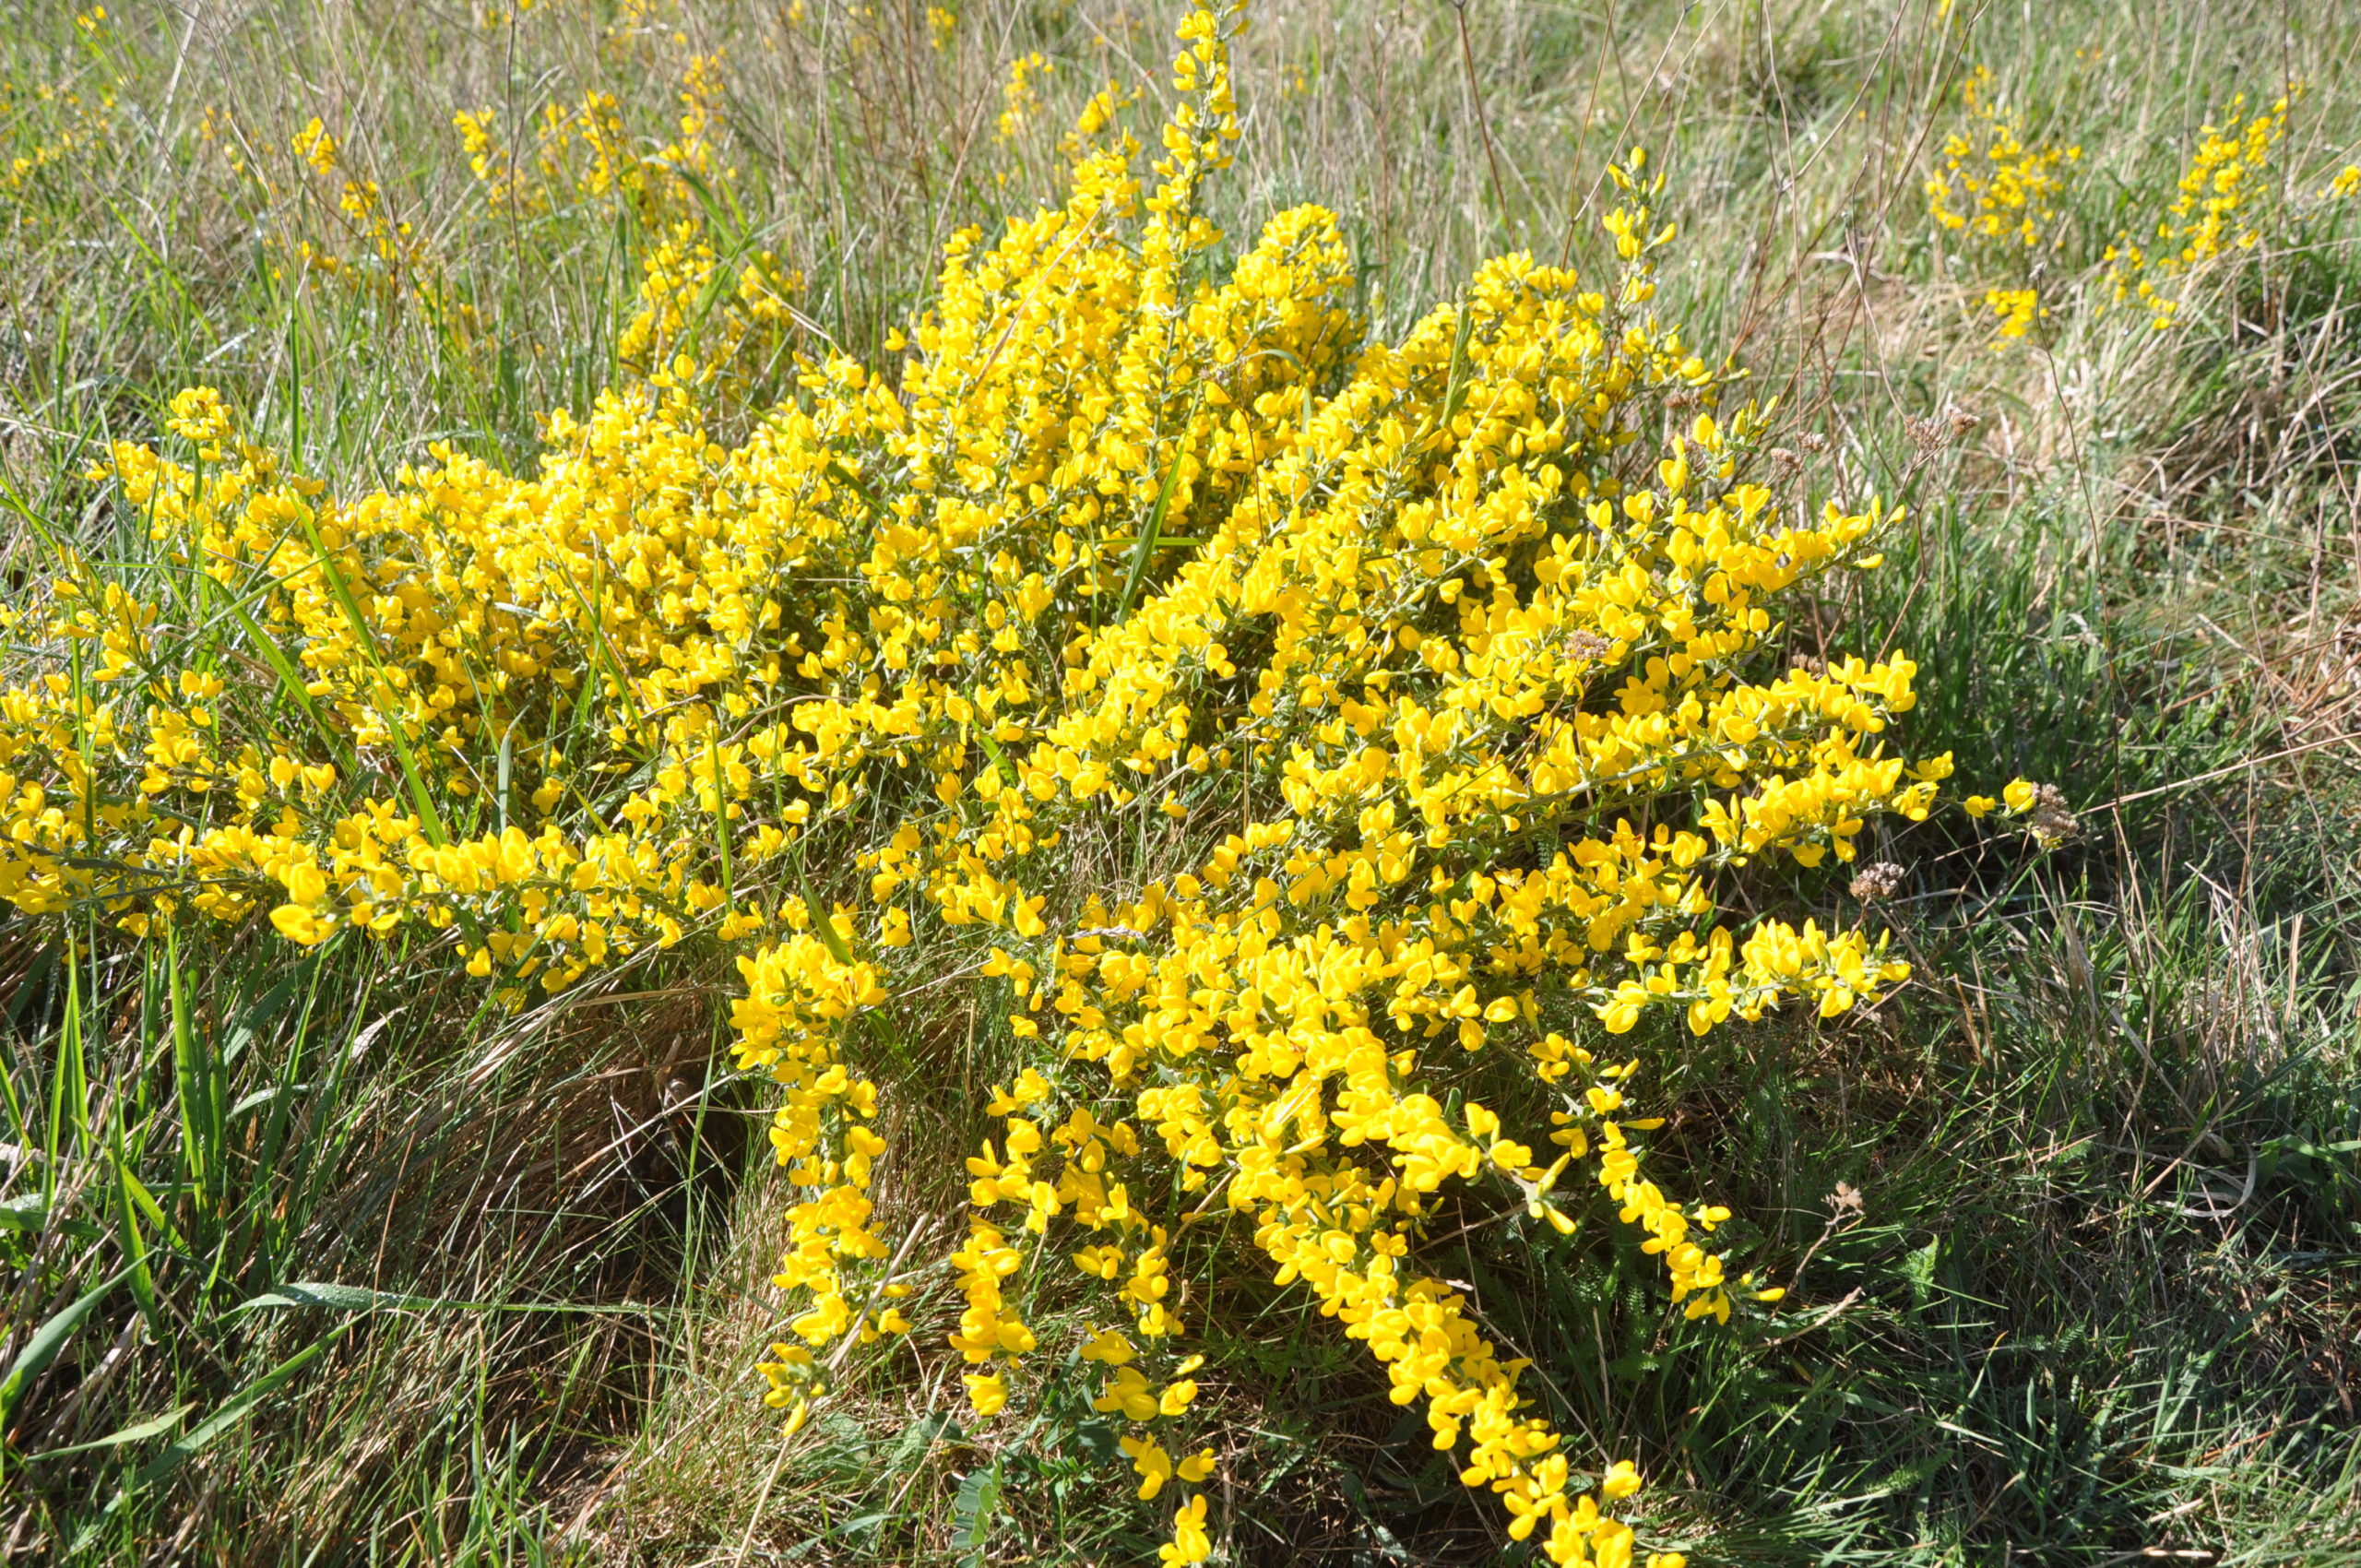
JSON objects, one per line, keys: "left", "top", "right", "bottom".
{"left": 2101, "top": 729, "right": 2361, "bottom": 812}
{"left": 1451, "top": 1, "right": 1508, "bottom": 220}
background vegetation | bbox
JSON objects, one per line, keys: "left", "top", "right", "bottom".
{"left": 2, "top": 0, "right": 2358, "bottom": 1562}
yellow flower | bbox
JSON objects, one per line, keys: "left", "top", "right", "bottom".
{"left": 1080, "top": 1328, "right": 1137, "bottom": 1364}
{"left": 1122, "top": 1433, "right": 1175, "bottom": 1499}
{"left": 1925, "top": 67, "right": 2077, "bottom": 255}
{"left": 1984, "top": 286, "right": 2043, "bottom": 346}
{"left": 964, "top": 1372, "right": 1009, "bottom": 1417}
{"left": 1158, "top": 1494, "right": 1212, "bottom": 1564}
{"left": 268, "top": 905, "right": 335, "bottom": 945}
{"left": 2104, "top": 91, "right": 2294, "bottom": 329}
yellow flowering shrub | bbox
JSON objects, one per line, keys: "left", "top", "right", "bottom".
{"left": 0, "top": 6, "right": 1999, "bottom": 1562}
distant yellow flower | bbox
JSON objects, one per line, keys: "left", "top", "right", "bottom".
{"left": 1926, "top": 67, "right": 2077, "bottom": 253}
{"left": 1984, "top": 286, "right": 2044, "bottom": 346}
{"left": 2106, "top": 91, "right": 2293, "bottom": 328}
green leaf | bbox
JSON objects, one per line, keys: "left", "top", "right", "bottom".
{"left": 884, "top": 1410, "right": 958, "bottom": 1466}
{"left": 0, "top": 1192, "right": 101, "bottom": 1243}
{"left": 226, "top": 1085, "right": 308, "bottom": 1121}
{"left": 27, "top": 1401, "right": 194, "bottom": 1461}
{"left": 801, "top": 874, "right": 852, "bottom": 965}
{"left": 1115, "top": 429, "right": 1193, "bottom": 624}
{"left": 219, "top": 591, "right": 358, "bottom": 779}
{"left": 1901, "top": 1236, "right": 1941, "bottom": 1310}
{"left": 976, "top": 730, "right": 1019, "bottom": 791}
{"left": 950, "top": 1458, "right": 1003, "bottom": 1557}
{"left": 0, "top": 1270, "right": 124, "bottom": 1432}
{"left": 236, "top": 1282, "right": 437, "bottom": 1313}
{"left": 1072, "top": 1418, "right": 1120, "bottom": 1460}
{"left": 167, "top": 924, "right": 222, "bottom": 1218}
{"left": 231, "top": 1281, "right": 661, "bottom": 1317}
{"left": 73, "top": 1323, "right": 350, "bottom": 1549}
{"left": 107, "top": 1127, "right": 160, "bottom": 1333}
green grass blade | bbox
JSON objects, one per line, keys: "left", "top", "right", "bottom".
{"left": 290, "top": 511, "right": 450, "bottom": 847}
{"left": 1114, "top": 423, "right": 1193, "bottom": 624}
{"left": 166, "top": 924, "right": 221, "bottom": 1217}
{"left": 76, "top": 1322, "right": 351, "bottom": 1547}
{"left": 106, "top": 1122, "right": 160, "bottom": 1334}
{"left": 0, "top": 1270, "right": 125, "bottom": 1434}
{"left": 26, "top": 1401, "right": 194, "bottom": 1462}
{"left": 218, "top": 590, "right": 359, "bottom": 778}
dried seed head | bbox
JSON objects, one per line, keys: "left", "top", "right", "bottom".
{"left": 1849, "top": 861, "right": 1905, "bottom": 902}
{"left": 1905, "top": 406, "right": 1978, "bottom": 457}
{"left": 2027, "top": 782, "right": 2079, "bottom": 846}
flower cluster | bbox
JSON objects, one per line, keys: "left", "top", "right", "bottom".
{"left": 1982, "top": 284, "right": 2044, "bottom": 344}
{"left": 998, "top": 51, "right": 1054, "bottom": 142}
{"left": 286, "top": 116, "right": 442, "bottom": 301}
{"left": 2104, "top": 91, "right": 2291, "bottom": 330}
{"left": 1964, "top": 776, "right": 2080, "bottom": 846}
{"left": 1927, "top": 65, "right": 2078, "bottom": 349}
{"left": 1, "top": 55, "right": 120, "bottom": 206}
{"left": 0, "top": 6, "right": 1991, "bottom": 1562}
{"left": 453, "top": 46, "right": 732, "bottom": 223}
{"left": 1926, "top": 67, "right": 2079, "bottom": 254}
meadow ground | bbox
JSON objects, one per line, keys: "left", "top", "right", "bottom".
{"left": 2, "top": 1, "right": 2360, "bottom": 1563}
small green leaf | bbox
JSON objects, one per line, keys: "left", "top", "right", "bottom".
{"left": 951, "top": 1458, "right": 1003, "bottom": 1557}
